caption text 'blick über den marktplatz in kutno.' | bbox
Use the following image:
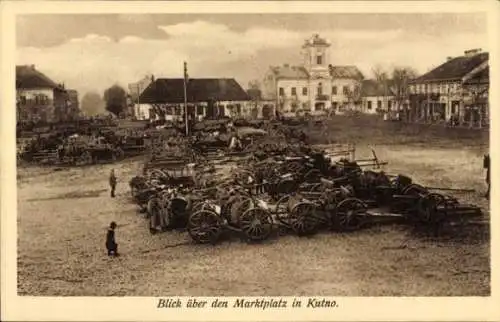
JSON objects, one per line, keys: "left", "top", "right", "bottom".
{"left": 157, "top": 297, "right": 339, "bottom": 309}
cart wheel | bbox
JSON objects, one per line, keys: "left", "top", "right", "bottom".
{"left": 288, "top": 201, "right": 319, "bottom": 236}
{"left": 79, "top": 151, "right": 92, "bottom": 165}
{"left": 275, "top": 194, "right": 293, "bottom": 225}
{"left": 416, "top": 193, "right": 445, "bottom": 224}
{"left": 239, "top": 207, "right": 274, "bottom": 242}
{"left": 187, "top": 210, "right": 223, "bottom": 244}
{"left": 333, "top": 198, "right": 366, "bottom": 231}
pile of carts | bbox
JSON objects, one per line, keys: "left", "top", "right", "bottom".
{"left": 129, "top": 142, "right": 483, "bottom": 245}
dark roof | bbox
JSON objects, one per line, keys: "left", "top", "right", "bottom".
{"left": 329, "top": 65, "right": 364, "bottom": 79}
{"left": 413, "top": 52, "right": 488, "bottom": 83}
{"left": 139, "top": 78, "right": 251, "bottom": 104}
{"left": 269, "top": 65, "right": 309, "bottom": 79}
{"left": 16, "top": 65, "right": 62, "bottom": 90}
{"left": 464, "top": 67, "right": 489, "bottom": 85}
{"left": 361, "top": 79, "right": 396, "bottom": 97}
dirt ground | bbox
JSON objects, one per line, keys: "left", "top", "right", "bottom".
{"left": 17, "top": 119, "right": 490, "bottom": 296}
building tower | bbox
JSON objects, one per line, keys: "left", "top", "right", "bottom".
{"left": 301, "top": 34, "right": 331, "bottom": 79}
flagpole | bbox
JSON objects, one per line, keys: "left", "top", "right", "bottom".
{"left": 183, "top": 61, "right": 189, "bottom": 137}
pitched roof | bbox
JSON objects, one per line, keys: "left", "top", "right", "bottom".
{"left": 413, "top": 52, "right": 488, "bottom": 83}
{"left": 464, "top": 66, "right": 489, "bottom": 85}
{"left": 302, "top": 34, "right": 330, "bottom": 47}
{"left": 361, "top": 79, "right": 396, "bottom": 97}
{"left": 16, "top": 65, "right": 61, "bottom": 90}
{"left": 329, "top": 65, "right": 364, "bottom": 80}
{"left": 269, "top": 65, "right": 309, "bottom": 80}
{"left": 139, "top": 78, "right": 250, "bottom": 104}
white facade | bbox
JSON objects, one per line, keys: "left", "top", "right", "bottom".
{"left": 361, "top": 96, "right": 396, "bottom": 114}
{"left": 17, "top": 88, "right": 54, "bottom": 101}
{"left": 139, "top": 101, "right": 250, "bottom": 122}
{"left": 263, "top": 35, "right": 362, "bottom": 115}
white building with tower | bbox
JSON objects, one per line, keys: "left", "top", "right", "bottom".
{"left": 262, "top": 34, "right": 364, "bottom": 116}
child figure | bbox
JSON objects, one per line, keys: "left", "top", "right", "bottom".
{"left": 106, "top": 221, "right": 119, "bottom": 257}
{"left": 109, "top": 169, "right": 117, "bottom": 198}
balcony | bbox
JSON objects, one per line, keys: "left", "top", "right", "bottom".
{"left": 315, "top": 94, "right": 329, "bottom": 101}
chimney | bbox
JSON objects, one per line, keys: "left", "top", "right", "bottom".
{"left": 284, "top": 63, "right": 289, "bottom": 68}
{"left": 151, "top": 74, "right": 155, "bottom": 82}
{"left": 464, "top": 48, "right": 482, "bottom": 57}
{"left": 446, "top": 56, "right": 453, "bottom": 61}
{"left": 31, "top": 64, "right": 35, "bottom": 70}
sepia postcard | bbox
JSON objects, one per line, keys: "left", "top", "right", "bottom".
{"left": 1, "top": 0, "right": 499, "bottom": 321}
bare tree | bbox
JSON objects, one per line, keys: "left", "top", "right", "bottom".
{"left": 372, "top": 65, "right": 390, "bottom": 111}
{"left": 345, "top": 84, "right": 362, "bottom": 111}
{"left": 391, "top": 67, "right": 418, "bottom": 112}
{"left": 248, "top": 80, "right": 261, "bottom": 90}
{"left": 81, "top": 91, "right": 105, "bottom": 116}
{"left": 247, "top": 80, "right": 262, "bottom": 119}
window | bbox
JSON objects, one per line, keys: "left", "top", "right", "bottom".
{"left": 332, "top": 86, "right": 337, "bottom": 95}
{"left": 367, "top": 101, "right": 372, "bottom": 110}
{"left": 316, "top": 55, "right": 323, "bottom": 65}
{"left": 19, "top": 95, "right": 27, "bottom": 105}
{"left": 279, "top": 87, "right": 284, "bottom": 96}
{"left": 236, "top": 104, "right": 242, "bottom": 114}
{"left": 317, "top": 83, "right": 323, "bottom": 95}
{"left": 302, "top": 87, "right": 307, "bottom": 95}
{"left": 291, "top": 103, "right": 298, "bottom": 112}
{"left": 343, "top": 86, "right": 349, "bottom": 95}
{"left": 196, "top": 105, "right": 204, "bottom": 115}
{"left": 377, "top": 100, "right": 382, "bottom": 109}
{"left": 302, "top": 103, "right": 308, "bottom": 109}
{"left": 332, "top": 102, "right": 338, "bottom": 110}
{"left": 291, "top": 87, "right": 297, "bottom": 95}
{"left": 388, "top": 101, "right": 392, "bottom": 109}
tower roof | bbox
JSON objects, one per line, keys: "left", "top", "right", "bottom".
{"left": 302, "top": 34, "right": 330, "bottom": 48}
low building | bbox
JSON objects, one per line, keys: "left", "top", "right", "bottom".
{"left": 246, "top": 88, "right": 276, "bottom": 119}
{"left": 137, "top": 78, "right": 251, "bottom": 122}
{"left": 360, "top": 79, "right": 395, "bottom": 115}
{"left": 129, "top": 75, "right": 155, "bottom": 119}
{"left": 16, "top": 65, "right": 75, "bottom": 123}
{"left": 408, "top": 48, "right": 489, "bottom": 125}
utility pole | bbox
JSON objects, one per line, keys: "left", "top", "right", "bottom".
{"left": 183, "top": 61, "right": 189, "bottom": 136}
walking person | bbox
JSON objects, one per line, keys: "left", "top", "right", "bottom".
{"left": 109, "top": 169, "right": 117, "bottom": 198}
{"left": 483, "top": 153, "right": 490, "bottom": 200}
{"left": 106, "top": 221, "right": 119, "bottom": 257}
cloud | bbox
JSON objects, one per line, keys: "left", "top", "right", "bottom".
{"left": 16, "top": 20, "right": 489, "bottom": 98}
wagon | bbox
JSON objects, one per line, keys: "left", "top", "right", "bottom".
{"left": 186, "top": 190, "right": 274, "bottom": 244}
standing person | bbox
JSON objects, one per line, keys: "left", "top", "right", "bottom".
{"left": 106, "top": 221, "right": 119, "bottom": 256}
{"left": 484, "top": 153, "right": 490, "bottom": 200}
{"left": 109, "top": 169, "right": 117, "bottom": 198}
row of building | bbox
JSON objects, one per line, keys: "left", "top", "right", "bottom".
{"left": 16, "top": 34, "right": 489, "bottom": 127}
{"left": 129, "top": 34, "right": 489, "bottom": 126}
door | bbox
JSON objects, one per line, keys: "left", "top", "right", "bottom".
{"left": 206, "top": 99, "right": 217, "bottom": 119}
{"left": 218, "top": 105, "right": 225, "bottom": 118}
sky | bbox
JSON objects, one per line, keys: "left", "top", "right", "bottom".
{"left": 16, "top": 13, "right": 488, "bottom": 98}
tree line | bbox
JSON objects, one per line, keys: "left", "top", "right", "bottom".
{"left": 81, "top": 84, "right": 128, "bottom": 117}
